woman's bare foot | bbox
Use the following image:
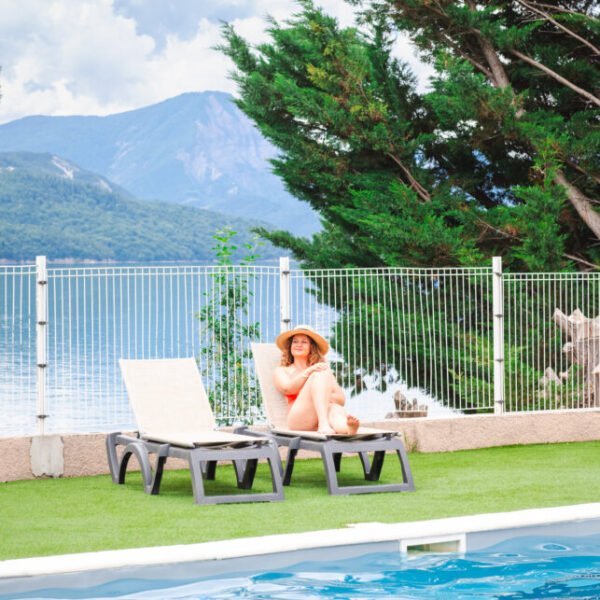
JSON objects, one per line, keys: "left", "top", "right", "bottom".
{"left": 346, "top": 415, "right": 360, "bottom": 435}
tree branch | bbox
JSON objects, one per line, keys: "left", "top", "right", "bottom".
{"left": 565, "top": 159, "right": 600, "bottom": 186}
{"left": 564, "top": 253, "right": 600, "bottom": 271}
{"left": 386, "top": 153, "right": 432, "bottom": 202}
{"left": 515, "top": 0, "right": 600, "bottom": 55}
{"left": 439, "top": 32, "right": 494, "bottom": 78}
{"left": 509, "top": 48, "right": 600, "bottom": 107}
{"left": 529, "top": 2, "right": 600, "bottom": 19}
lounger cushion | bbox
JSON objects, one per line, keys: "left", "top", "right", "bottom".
{"left": 142, "top": 430, "right": 265, "bottom": 448}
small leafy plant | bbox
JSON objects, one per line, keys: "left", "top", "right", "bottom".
{"left": 197, "top": 227, "right": 263, "bottom": 424}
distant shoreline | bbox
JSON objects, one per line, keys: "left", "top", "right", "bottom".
{"left": 0, "top": 257, "right": 281, "bottom": 266}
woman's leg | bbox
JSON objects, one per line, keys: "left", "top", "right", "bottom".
{"left": 288, "top": 370, "right": 334, "bottom": 433}
{"left": 288, "top": 371, "right": 359, "bottom": 434}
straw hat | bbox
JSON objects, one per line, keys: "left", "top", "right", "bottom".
{"left": 275, "top": 324, "right": 329, "bottom": 355}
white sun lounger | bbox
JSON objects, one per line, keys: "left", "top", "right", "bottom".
{"left": 243, "top": 343, "right": 415, "bottom": 495}
{"left": 106, "top": 358, "right": 284, "bottom": 505}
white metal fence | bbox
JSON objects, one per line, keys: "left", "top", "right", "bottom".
{"left": 504, "top": 272, "right": 600, "bottom": 413}
{"left": 289, "top": 264, "right": 496, "bottom": 417}
{"left": 0, "top": 264, "right": 36, "bottom": 437}
{"left": 1, "top": 257, "right": 599, "bottom": 438}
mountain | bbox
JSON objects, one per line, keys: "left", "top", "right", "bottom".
{"left": 0, "top": 92, "right": 320, "bottom": 236}
{"left": 0, "top": 152, "right": 278, "bottom": 262}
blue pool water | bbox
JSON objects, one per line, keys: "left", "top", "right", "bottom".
{"left": 4, "top": 535, "right": 600, "bottom": 600}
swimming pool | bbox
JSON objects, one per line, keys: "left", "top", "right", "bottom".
{"left": 2, "top": 504, "right": 600, "bottom": 599}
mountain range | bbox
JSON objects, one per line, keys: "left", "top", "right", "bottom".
{"left": 0, "top": 91, "right": 320, "bottom": 236}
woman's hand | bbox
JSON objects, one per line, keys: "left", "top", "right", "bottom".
{"left": 303, "top": 363, "right": 329, "bottom": 379}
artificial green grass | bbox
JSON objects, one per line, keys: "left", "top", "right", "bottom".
{"left": 2, "top": 441, "right": 599, "bottom": 560}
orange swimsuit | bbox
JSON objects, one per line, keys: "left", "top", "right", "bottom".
{"left": 286, "top": 393, "right": 298, "bottom": 404}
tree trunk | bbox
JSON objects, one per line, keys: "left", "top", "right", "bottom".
{"left": 555, "top": 171, "right": 600, "bottom": 240}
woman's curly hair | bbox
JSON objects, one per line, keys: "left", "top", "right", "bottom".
{"left": 280, "top": 335, "right": 326, "bottom": 367}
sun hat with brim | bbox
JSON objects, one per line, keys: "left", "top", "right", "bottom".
{"left": 275, "top": 325, "right": 329, "bottom": 355}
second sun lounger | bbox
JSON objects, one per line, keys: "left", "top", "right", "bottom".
{"left": 246, "top": 343, "right": 415, "bottom": 495}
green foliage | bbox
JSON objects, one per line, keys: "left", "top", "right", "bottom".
{"left": 197, "top": 227, "right": 263, "bottom": 423}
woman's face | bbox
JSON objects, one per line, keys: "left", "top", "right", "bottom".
{"left": 290, "top": 334, "right": 311, "bottom": 359}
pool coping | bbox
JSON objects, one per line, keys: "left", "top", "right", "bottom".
{"left": 3, "top": 503, "right": 600, "bottom": 580}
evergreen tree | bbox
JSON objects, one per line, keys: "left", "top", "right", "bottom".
{"left": 220, "top": 1, "right": 599, "bottom": 410}
{"left": 220, "top": 0, "right": 599, "bottom": 271}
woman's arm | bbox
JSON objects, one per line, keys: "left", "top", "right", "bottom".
{"left": 273, "top": 366, "right": 308, "bottom": 395}
{"left": 273, "top": 363, "right": 329, "bottom": 395}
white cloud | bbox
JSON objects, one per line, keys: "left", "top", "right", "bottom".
{"left": 0, "top": 0, "right": 156, "bottom": 122}
{"left": 0, "top": 0, "right": 431, "bottom": 125}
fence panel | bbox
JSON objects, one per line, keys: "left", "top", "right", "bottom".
{"left": 0, "top": 265, "right": 37, "bottom": 437}
{"left": 289, "top": 266, "right": 494, "bottom": 420}
{"left": 42, "top": 265, "right": 280, "bottom": 434}
{"left": 504, "top": 272, "right": 600, "bottom": 412}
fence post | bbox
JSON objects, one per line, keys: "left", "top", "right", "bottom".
{"left": 279, "top": 256, "right": 291, "bottom": 333}
{"left": 35, "top": 255, "right": 48, "bottom": 434}
{"left": 492, "top": 256, "right": 505, "bottom": 415}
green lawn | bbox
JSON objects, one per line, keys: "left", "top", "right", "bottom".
{"left": 2, "top": 441, "right": 599, "bottom": 561}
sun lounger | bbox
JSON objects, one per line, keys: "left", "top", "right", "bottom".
{"left": 243, "top": 343, "right": 415, "bottom": 495}
{"left": 106, "top": 357, "right": 284, "bottom": 505}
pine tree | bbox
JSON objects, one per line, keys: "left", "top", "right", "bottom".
{"left": 220, "top": 0, "right": 599, "bottom": 271}
{"left": 220, "top": 1, "right": 599, "bottom": 410}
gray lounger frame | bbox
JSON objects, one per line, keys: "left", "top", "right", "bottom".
{"left": 238, "top": 428, "right": 415, "bottom": 495}
{"left": 106, "top": 432, "right": 284, "bottom": 505}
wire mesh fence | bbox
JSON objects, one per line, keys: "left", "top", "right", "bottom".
{"left": 39, "top": 264, "right": 281, "bottom": 435}
{"left": 504, "top": 272, "right": 600, "bottom": 413}
{"left": 290, "top": 267, "right": 495, "bottom": 420}
{"left": 0, "top": 265, "right": 37, "bottom": 437}
{"left": 1, "top": 258, "right": 599, "bottom": 438}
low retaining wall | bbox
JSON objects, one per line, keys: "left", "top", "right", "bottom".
{"left": 2, "top": 410, "right": 600, "bottom": 482}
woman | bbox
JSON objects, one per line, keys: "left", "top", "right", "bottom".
{"left": 273, "top": 325, "right": 360, "bottom": 434}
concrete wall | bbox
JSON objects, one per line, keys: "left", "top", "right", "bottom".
{"left": 2, "top": 410, "right": 600, "bottom": 483}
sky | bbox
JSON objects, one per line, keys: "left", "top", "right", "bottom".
{"left": 0, "top": 0, "right": 430, "bottom": 126}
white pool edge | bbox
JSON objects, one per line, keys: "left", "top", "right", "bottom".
{"left": 3, "top": 503, "right": 600, "bottom": 579}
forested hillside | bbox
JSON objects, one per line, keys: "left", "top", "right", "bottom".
{"left": 0, "top": 152, "right": 275, "bottom": 262}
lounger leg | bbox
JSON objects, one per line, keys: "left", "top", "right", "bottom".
{"left": 150, "top": 444, "right": 170, "bottom": 495}
{"left": 395, "top": 444, "right": 415, "bottom": 491}
{"left": 188, "top": 449, "right": 208, "bottom": 505}
{"left": 203, "top": 460, "right": 217, "bottom": 480}
{"left": 283, "top": 437, "right": 301, "bottom": 486}
{"left": 316, "top": 437, "right": 416, "bottom": 495}
{"left": 358, "top": 451, "right": 370, "bottom": 476}
{"left": 320, "top": 445, "right": 340, "bottom": 495}
{"left": 187, "top": 445, "right": 283, "bottom": 504}
{"left": 118, "top": 442, "right": 153, "bottom": 492}
{"left": 363, "top": 450, "right": 385, "bottom": 481}
{"left": 333, "top": 452, "right": 342, "bottom": 472}
{"left": 106, "top": 432, "right": 121, "bottom": 484}
{"left": 267, "top": 449, "right": 284, "bottom": 497}
{"left": 235, "top": 458, "right": 258, "bottom": 490}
